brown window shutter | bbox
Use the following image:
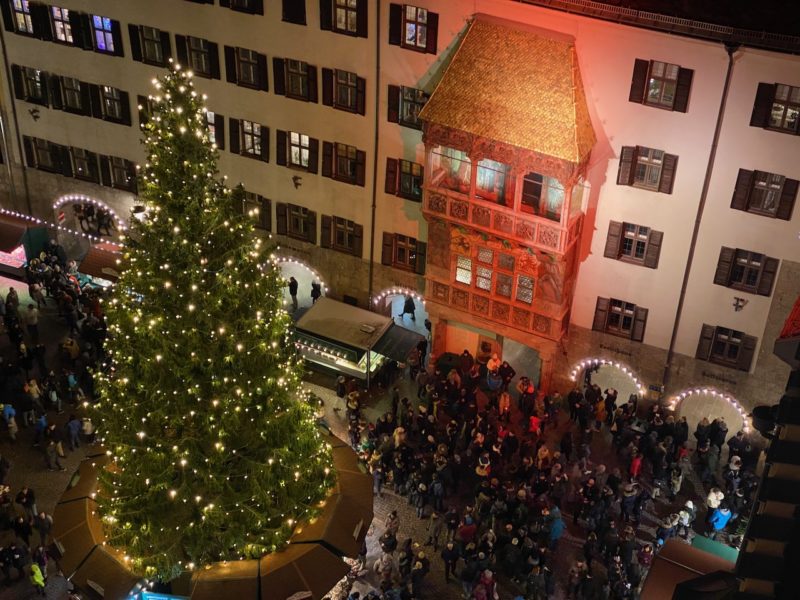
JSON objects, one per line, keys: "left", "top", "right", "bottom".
{"left": 696, "top": 324, "right": 715, "bottom": 360}
{"left": 320, "top": 215, "right": 332, "bottom": 248}
{"left": 355, "top": 150, "right": 366, "bottom": 186}
{"left": 79, "top": 82, "right": 92, "bottom": 116}
{"left": 119, "top": 91, "right": 132, "bottom": 126}
{"left": 70, "top": 12, "right": 93, "bottom": 51}
{"left": 414, "top": 240, "right": 427, "bottom": 275}
{"left": 276, "top": 130, "right": 288, "bottom": 166}
{"left": 137, "top": 95, "right": 149, "bottom": 126}
{"left": 229, "top": 118, "right": 240, "bottom": 154}
{"left": 22, "top": 137, "right": 35, "bottom": 167}
{"left": 643, "top": 230, "right": 663, "bottom": 269}
{"left": 388, "top": 4, "right": 402, "bottom": 46}
{"left": 713, "top": 247, "right": 735, "bottom": 286}
{"left": 306, "top": 210, "right": 317, "bottom": 244}
{"left": 10, "top": 65, "right": 24, "bottom": 100}
{"left": 603, "top": 221, "right": 623, "bottom": 259}
{"left": 307, "top": 137, "right": 319, "bottom": 174}
{"left": 356, "top": 77, "right": 366, "bottom": 115}
{"left": 283, "top": 0, "right": 306, "bottom": 24}
{"left": 160, "top": 30, "right": 172, "bottom": 61}
{"left": 425, "top": 12, "right": 438, "bottom": 54}
{"left": 381, "top": 232, "right": 394, "bottom": 265}
{"left": 592, "top": 297, "right": 609, "bottom": 331}
{"left": 307, "top": 65, "right": 318, "bottom": 103}
{"left": 208, "top": 42, "right": 221, "bottom": 79}
{"left": 730, "top": 169, "right": 754, "bottom": 211}
{"left": 776, "top": 178, "right": 798, "bottom": 221}
{"left": 0, "top": 1, "right": 12, "bottom": 31}
{"left": 631, "top": 307, "right": 648, "bottom": 342}
{"left": 260, "top": 126, "right": 270, "bottom": 162}
{"left": 750, "top": 83, "right": 776, "bottom": 128}
{"left": 175, "top": 34, "right": 188, "bottom": 66}
{"left": 628, "top": 59, "right": 649, "bottom": 104}
{"left": 352, "top": 223, "right": 364, "bottom": 258}
{"left": 319, "top": 0, "right": 332, "bottom": 31}
{"left": 616, "top": 146, "right": 636, "bottom": 185}
{"left": 224, "top": 46, "right": 237, "bottom": 83}
{"left": 273, "top": 57, "right": 286, "bottom": 95}
{"left": 110, "top": 20, "right": 124, "bottom": 57}
{"left": 88, "top": 84, "right": 103, "bottom": 118}
{"left": 757, "top": 257, "right": 779, "bottom": 296}
{"left": 385, "top": 158, "right": 398, "bottom": 194}
{"left": 672, "top": 68, "right": 693, "bottom": 113}
{"left": 256, "top": 53, "right": 268, "bottom": 91}
{"left": 321, "top": 68, "right": 333, "bottom": 106}
{"left": 49, "top": 75, "right": 63, "bottom": 110}
{"left": 736, "top": 335, "right": 757, "bottom": 371}
{"left": 31, "top": 3, "right": 52, "bottom": 41}
{"left": 129, "top": 25, "right": 143, "bottom": 62}
{"left": 658, "top": 154, "right": 678, "bottom": 194}
{"left": 99, "top": 155, "right": 112, "bottom": 186}
{"left": 276, "top": 202, "right": 287, "bottom": 234}
{"left": 214, "top": 113, "right": 225, "bottom": 150}
{"left": 356, "top": 0, "right": 368, "bottom": 38}
{"left": 387, "top": 85, "right": 400, "bottom": 123}
{"left": 321, "top": 141, "right": 333, "bottom": 177}
{"left": 262, "top": 197, "right": 271, "bottom": 231}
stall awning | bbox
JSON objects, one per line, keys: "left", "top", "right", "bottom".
{"left": 295, "top": 297, "right": 392, "bottom": 352}
{"left": 80, "top": 242, "right": 121, "bottom": 282}
{"left": 372, "top": 323, "right": 425, "bottom": 363}
{"left": 0, "top": 213, "right": 28, "bottom": 252}
{"left": 640, "top": 539, "right": 735, "bottom": 600}
{"left": 419, "top": 15, "right": 596, "bottom": 165}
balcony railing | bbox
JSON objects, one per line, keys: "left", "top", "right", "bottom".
{"left": 427, "top": 276, "right": 567, "bottom": 341}
{"left": 423, "top": 187, "right": 582, "bottom": 255}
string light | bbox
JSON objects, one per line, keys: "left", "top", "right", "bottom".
{"left": 52, "top": 194, "right": 128, "bottom": 231}
{"left": 668, "top": 387, "right": 751, "bottom": 433}
{"left": 0, "top": 207, "right": 123, "bottom": 247}
{"left": 568, "top": 357, "right": 646, "bottom": 395}
{"left": 373, "top": 287, "right": 426, "bottom": 306}
{"left": 274, "top": 256, "right": 329, "bottom": 294}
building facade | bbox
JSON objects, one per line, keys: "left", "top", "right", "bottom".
{"left": 0, "top": 0, "right": 798, "bottom": 412}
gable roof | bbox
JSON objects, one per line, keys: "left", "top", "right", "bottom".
{"left": 419, "top": 16, "right": 596, "bottom": 165}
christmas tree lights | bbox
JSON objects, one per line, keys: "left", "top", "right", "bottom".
{"left": 92, "top": 62, "right": 333, "bottom": 582}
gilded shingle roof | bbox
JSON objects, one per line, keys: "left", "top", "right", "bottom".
{"left": 419, "top": 17, "right": 596, "bottom": 165}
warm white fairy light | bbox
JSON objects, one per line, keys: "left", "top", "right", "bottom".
{"left": 373, "top": 286, "right": 426, "bottom": 306}
{"left": 52, "top": 194, "right": 128, "bottom": 231}
{"left": 568, "top": 357, "right": 646, "bottom": 395}
{"left": 668, "top": 387, "right": 751, "bottom": 433}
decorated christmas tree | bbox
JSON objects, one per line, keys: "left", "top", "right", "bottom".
{"left": 92, "top": 63, "right": 333, "bottom": 581}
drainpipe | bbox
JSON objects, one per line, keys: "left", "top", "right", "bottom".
{"left": 663, "top": 42, "right": 740, "bottom": 388}
{"left": 0, "top": 25, "right": 32, "bottom": 213}
{"left": 367, "top": 1, "right": 381, "bottom": 307}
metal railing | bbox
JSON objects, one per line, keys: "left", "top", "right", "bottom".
{"left": 513, "top": 0, "right": 800, "bottom": 54}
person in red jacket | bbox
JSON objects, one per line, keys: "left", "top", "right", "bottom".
{"left": 629, "top": 450, "right": 643, "bottom": 480}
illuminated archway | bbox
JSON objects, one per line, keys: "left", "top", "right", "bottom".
{"left": 275, "top": 256, "right": 328, "bottom": 312}
{"left": 53, "top": 194, "right": 128, "bottom": 231}
{"left": 668, "top": 386, "right": 750, "bottom": 434}
{"left": 373, "top": 286, "right": 425, "bottom": 308}
{"left": 373, "top": 286, "right": 428, "bottom": 335}
{"left": 568, "top": 357, "right": 646, "bottom": 396}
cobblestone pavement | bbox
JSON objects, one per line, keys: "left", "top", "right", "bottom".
{"left": 0, "top": 279, "right": 729, "bottom": 599}
{"left": 306, "top": 372, "right": 722, "bottom": 600}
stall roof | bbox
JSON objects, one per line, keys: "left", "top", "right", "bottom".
{"left": 0, "top": 213, "right": 29, "bottom": 252}
{"left": 372, "top": 324, "right": 425, "bottom": 363}
{"left": 640, "top": 539, "right": 735, "bottom": 600}
{"left": 80, "top": 242, "right": 121, "bottom": 282}
{"left": 295, "top": 297, "right": 392, "bottom": 351}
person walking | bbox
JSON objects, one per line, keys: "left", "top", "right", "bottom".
{"left": 66, "top": 414, "right": 82, "bottom": 450}
{"left": 399, "top": 295, "right": 416, "bottom": 321}
{"left": 24, "top": 304, "right": 39, "bottom": 344}
{"left": 34, "top": 511, "right": 53, "bottom": 546}
{"left": 287, "top": 277, "right": 298, "bottom": 311}
{"left": 29, "top": 562, "right": 46, "bottom": 597}
{"left": 310, "top": 282, "right": 321, "bottom": 304}
{"left": 13, "top": 515, "right": 32, "bottom": 546}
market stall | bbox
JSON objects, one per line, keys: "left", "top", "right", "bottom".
{"left": 78, "top": 242, "right": 121, "bottom": 288}
{"left": 294, "top": 297, "right": 425, "bottom": 384}
{"left": 0, "top": 212, "right": 48, "bottom": 278}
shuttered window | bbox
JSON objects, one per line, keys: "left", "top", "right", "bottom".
{"left": 628, "top": 58, "right": 693, "bottom": 112}
{"left": 604, "top": 221, "right": 663, "bottom": 269}
{"left": 713, "top": 246, "right": 779, "bottom": 296}
{"left": 51, "top": 7, "right": 72, "bottom": 43}
{"left": 11, "top": 0, "right": 32, "bottom": 34}
{"left": 320, "top": 215, "right": 363, "bottom": 257}
{"left": 617, "top": 145, "right": 678, "bottom": 194}
{"left": 222, "top": 0, "right": 264, "bottom": 14}
{"left": 176, "top": 35, "right": 220, "bottom": 79}
{"left": 320, "top": 0, "right": 368, "bottom": 37}
{"left": 592, "top": 297, "right": 648, "bottom": 342}
{"left": 224, "top": 46, "right": 268, "bottom": 91}
{"left": 275, "top": 202, "right": 317, "bottom": 244}
{"left": 242, "top": 192, "right": 270, "bottom": 231}
{"left": 388, "top": 4, "right": 438, "bottom": 54}
{"left": 380, "top": 232, "right": 426, "bottom": 274}
{"left": 282, "top": 0, "right": 306, "bottom": 25}
{"left": 751, "top": 82, "right": 800, "bottom": 135}
{"left": 696, "top": 324, "right": 757, "bottom": 372}
{"left": 730, "top": 168, "right": 797, "bottom": 221}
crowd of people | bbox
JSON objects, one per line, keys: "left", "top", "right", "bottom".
{"left": 336, "top": 347, "right": 761, "bottom": 600}
{"left": 72, "top": 202, "right": 117, "bottom": 237}
{"left": 0, "top": 238, "right": 107, "bottom": 594}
